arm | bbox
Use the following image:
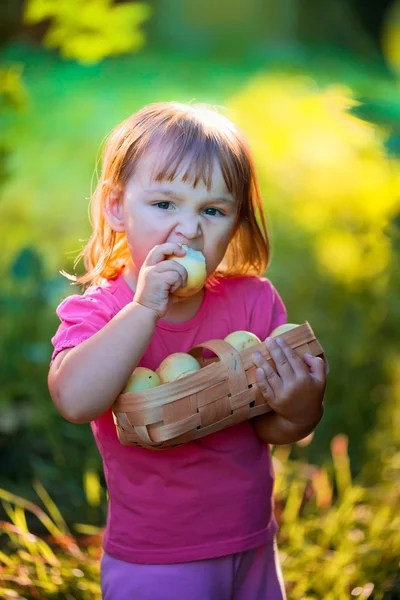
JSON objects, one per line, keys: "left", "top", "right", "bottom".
{"left": 252, "top": 405, "right": 324, "bottom": 445}
{"left": 48, "top": 301, "right": 158, "bottom": 424}
{"left": 49, "top": 242, "right": 188, "bottom": 424}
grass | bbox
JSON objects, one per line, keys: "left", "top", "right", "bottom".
{"left": 0, "top": 435, "right": 399, "bottom": 599}
{"left": 0, "top": 480, "right": 102, "bottom": 599}
{"left": 273, "top": 436, "right": 400, "bottom": 599}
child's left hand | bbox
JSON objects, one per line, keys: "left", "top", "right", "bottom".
{"left": 252, "top": 336, "right": 327, "bottom": 427}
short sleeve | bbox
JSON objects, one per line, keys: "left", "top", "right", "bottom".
{"left": 50, "top": 287, "right": 118, "bottom": 365}
{"left": 249, "top": 279, "right": 287, "bottom": 341}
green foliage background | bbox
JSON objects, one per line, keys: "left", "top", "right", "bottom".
{"left": 1, "top": 0, "right": 400, "bottom": 597}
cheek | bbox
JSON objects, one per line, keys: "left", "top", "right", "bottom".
{"left": 216, "top": 223, "right": 235, "bottom": 250}
{"left": 124, "top": 208, "right": 167, "bottom": 266}
{"left": 205, "top": 231, "right": 233, "bottom": 271}
{"left": 127, "top": 205, "right": 166, "bottom": 235}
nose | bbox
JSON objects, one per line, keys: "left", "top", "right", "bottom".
{"left": 174, "top": 211, "right": 202, "bottom": 241}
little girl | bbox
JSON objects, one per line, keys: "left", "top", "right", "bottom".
{"left": 48, "top": 102, "right": 327, "bottom": 599}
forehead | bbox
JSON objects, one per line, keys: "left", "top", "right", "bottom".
{"left": 130, "top": 146, "right": 231, "bottom": 195}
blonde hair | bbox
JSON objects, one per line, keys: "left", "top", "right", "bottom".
{"left": 64, "top": 102, "right": 270, "bottom": 287}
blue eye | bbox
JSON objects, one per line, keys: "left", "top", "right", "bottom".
{"left": 204, "top": 208, "right": 224, "bottom": 216}
{"left": 153, "top": 202, "right": 224, "bottom": 216}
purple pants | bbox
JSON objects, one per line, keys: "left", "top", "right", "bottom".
{"left": 100, "top": 538, "right": 286, "bottom": 600}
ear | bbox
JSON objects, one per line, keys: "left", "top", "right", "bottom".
{"left": 103, "top": 185, "right": 125, "bottom": 233}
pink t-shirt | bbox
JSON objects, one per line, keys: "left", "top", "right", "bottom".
{"left": 51, "top": 273, "right": 287, "bottom": 564}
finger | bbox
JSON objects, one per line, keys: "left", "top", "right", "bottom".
{"left": 154, "top": 260, "right": 188, "bottom": 284}
{"left": 265, "top": 337, "right": 295, "bottom": 380}
{"left": 144, "top": 243, "right": 186, "bottom": 267}
{"left": 255, "top": 366, "right": 275, "bottom": 402}
{"left": 303, "top": 354, "right": 327, "bottom": 385}
{"left": 162, "top": 270, "right": 186, "bottom": 294}
{"left": 323, "top": 357, "right": 330, "bottom": 375}
{"left": 252, "top": 351, "right": 282, "bottom": 396}
{"left": 274, "top": 336, "right": 309, "bottom": 376}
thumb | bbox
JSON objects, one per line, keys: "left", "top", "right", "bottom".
{"left": 303, "top": 353, "right": 328, "bottom": 381}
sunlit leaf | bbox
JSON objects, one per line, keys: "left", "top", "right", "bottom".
{"left": 23, "top": 0, "right": 151, "bottom": 64}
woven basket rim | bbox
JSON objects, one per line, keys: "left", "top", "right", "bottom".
{"left": 113, "top": 322, "right": 317, "bottom": 411}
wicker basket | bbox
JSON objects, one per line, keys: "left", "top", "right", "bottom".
{"left": 112, "top": 322, "right": 325, "bottom": 450}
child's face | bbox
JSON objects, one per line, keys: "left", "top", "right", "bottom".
{"left": 119, "top": 148, "right": 239, "bottom": 277}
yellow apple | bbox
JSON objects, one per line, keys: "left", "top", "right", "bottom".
{"left": 122, "top": 367, "right": 161, "bottom": 393}
{"left": 156, "top": 352, "right": 201, "bottom": 383}
{"left": 168, "top": 245, "right": 207, "bottom": 297}
{"left": 269, "top": 323, "right": 299, "bottom": 338}
{"left": 224, "top": 330, "right": 261, "bottom": 352}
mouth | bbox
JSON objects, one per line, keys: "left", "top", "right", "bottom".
{"left": 178, "top": 243, "right": 203, "bottom": 253}
{"left": 182, "top": 245, "right": 205, "bottom": 258}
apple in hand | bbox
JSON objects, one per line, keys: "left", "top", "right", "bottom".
{"left": 156, "top": 353, "right": 201, "bottom": 383}
{"left": 168, "top": 245, "right": 207, "bottom": 297}
{"left": 224, "top": 330, "right": 261, "bottom": 352}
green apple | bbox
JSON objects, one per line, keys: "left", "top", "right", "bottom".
{"left": 123, "top": 367, "right": 161, "bottom": 393}
{"left": 269, "top": 323, "right": 299, "bottom": 338}
{"left": 156, "top": 352, "right": 201, "bottom": 382}
{"left": 224, "top": 330, "right": 261, "bottom": 352}
{"left": 169, "top": 245, "right": 207, "bottom": 297}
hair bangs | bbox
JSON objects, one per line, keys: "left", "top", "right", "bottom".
{"left": 144, "top": 118, "right": 247, "bottom": 206}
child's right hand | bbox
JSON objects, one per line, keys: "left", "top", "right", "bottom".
{"left": 133, "top": 243, "right": 188, "bottom": 319}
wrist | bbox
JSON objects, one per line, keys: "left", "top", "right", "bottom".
{"left": 290, "top": 405, "right": 324, "bottom": 433}
{"left": 253, "top": 405, "right": 324, "bottom": 445}
{"left": 131, "top": 300, "right": 160, "bottom": 324}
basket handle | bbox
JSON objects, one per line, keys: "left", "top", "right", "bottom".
{"left": 189, "top": 339, "right": 249, "bottom": 395}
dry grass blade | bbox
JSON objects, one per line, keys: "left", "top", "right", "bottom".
{"left": 0, "top": 488, "right": 84, "bottom": 559}
{"left": 32, "top": 479, "right": 71, "bottom": 537}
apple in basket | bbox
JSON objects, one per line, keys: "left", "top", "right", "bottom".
{"left": 157, "top": 353, "right": 201, "bottom": 383}
{"left": 122, "top": 367, "right": 161, "bottom": 393}
{"left": 224, "top": 331, "right": 261, "bottom": 352}
{"left": 168, "top": 245, "right": 207, "bottom": 297}
{"left": 269, "top": 323, "right": 299, "bottom": 337}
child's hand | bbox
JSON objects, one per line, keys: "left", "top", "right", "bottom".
{"left": 133, "top": 243, "right": 188, "bottom": 319}
{"left": 252, "top": 336, "right": 327, "bottom": 428}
